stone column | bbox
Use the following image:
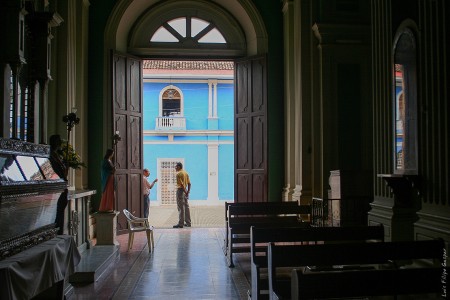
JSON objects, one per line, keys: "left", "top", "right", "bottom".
{"left": 207, "top": 143, "right": 219, "bottom": 202}
{"left": 282, "top": 0, "right": 296, "bottom": 201}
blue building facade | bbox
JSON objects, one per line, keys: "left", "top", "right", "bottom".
{"left": 143, "top": 61, "right": 234, "bottom": 206}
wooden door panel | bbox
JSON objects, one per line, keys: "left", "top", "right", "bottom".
{"left": 252, "top": 174, "right": 266, "bottom": 202}
{"left": 129, "top": 59, "right": 141, "bottom": 112}
{"left": 129, "top": 115, "right": 141, "bottom": 169}
{"left": 234, "top": 56, "right": 267, "bottom": 203}
{"left": 114, "top": 114, "right": 127, "bottom": 169}
{"left": 236, "top": 62, "right": 249, "bottom": 114}
{"left": 112, "top": 52, "right": 143, "bottom": 233}
{"left": 236, "top": 118, "right": 249, "bottom": 169}
{"left": 115, "top": 173, "right": 128, "bottom": 230}
{"left": 252, "top": 116, "right": 264, "bottom": 169}
{"left": 113, "top": 56, "right": 127, "bottom": 110}
{"left": 237, "top": 174, "right": 250, "bottom": 203}
{"left": 130, "top": 173, "right": 141, "bottom": 214}
{"left": 252, "top": 61, "right": 264, "bottom": 112}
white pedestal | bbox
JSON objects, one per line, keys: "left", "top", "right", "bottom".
{"left": 95, "top": 211, "right": 120, "bottom": 245}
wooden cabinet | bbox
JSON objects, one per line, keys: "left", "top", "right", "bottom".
{"left": 64, "top": 190, "right": 96, "bottom": 251}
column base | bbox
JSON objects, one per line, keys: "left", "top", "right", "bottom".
{"left": 94, "top": 211, "right": 120, "bottom": 246}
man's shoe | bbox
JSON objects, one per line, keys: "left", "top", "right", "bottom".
{"left": 173, "top": 224, "right": 183, "bottom": 228}
{"left": 184, "top": 223, "right": 191, "bottom": 227}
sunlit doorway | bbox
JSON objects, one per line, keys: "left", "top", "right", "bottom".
{"left": 107, "top": 0, "right": 268, "bottom": 230}
{"left": 142, "top": 59, "right": 235, "bottom": 209}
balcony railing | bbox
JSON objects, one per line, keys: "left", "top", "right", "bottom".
{"left": 155, "top": 117, "right": 186, "bottom": 130}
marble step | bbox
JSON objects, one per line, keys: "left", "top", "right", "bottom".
{"left": 69, "top": 245, "right": 120, "bottom": 283}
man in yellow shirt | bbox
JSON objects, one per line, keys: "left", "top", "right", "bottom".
{"left": 173, "top": 162, "right": 192, "bottom": 228}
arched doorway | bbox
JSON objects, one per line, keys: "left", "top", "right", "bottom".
{"left": 104, "top": 0, "right": 268, "bottom": 232}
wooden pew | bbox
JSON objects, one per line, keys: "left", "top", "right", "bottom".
{"left": 250, "top": 225, "right": 384, "bottom": 300}
{"left": 268, "top": 239, "right": 446, "bottom": 300}
{"left": 223, "top": 201, "right": 299, "bottom": 255}
{"left": 227, "top": 202, "right": 310, "bottom": 268}
{"left": 291, "top": 267, "right": 448, "bottom": 299}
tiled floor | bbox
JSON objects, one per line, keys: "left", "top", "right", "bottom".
{"left": 70, "top": 205, "right": 250, "bottom": 300}
{"left": 147, "top": 205, "right": 226, "bottom": 228}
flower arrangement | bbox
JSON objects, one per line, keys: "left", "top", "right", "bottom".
{"left": 58, "top": 141, "right": 87, "bottom": 170}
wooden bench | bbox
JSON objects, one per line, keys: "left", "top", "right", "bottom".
{"left": 268, "top": 239, "right": 446, "bottom": 300}
{"left": 223, "top": 201, "right": 299, "bottom": 255}
{"left": 291, "top": 267, "right": 447, "bottom": 299}
{"left": 227, "top": 202, "right": 310, "bottom": 268}
{"left": 250, "top": 225, "right": 384, "bottom": 300}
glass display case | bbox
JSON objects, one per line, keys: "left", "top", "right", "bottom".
{"left": 0, "top": 138, "right": 66, "bottom": 198}
{"left": 0, "top": 138, "right": 67, "bottom": 254}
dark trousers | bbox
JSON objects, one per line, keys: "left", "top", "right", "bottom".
{"left": 144, "top": 194, "right": 150, "bottom": 218}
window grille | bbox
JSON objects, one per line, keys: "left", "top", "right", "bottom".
{"left": 151, "top": 17, "right": 226, "bottom": 44}
{"left": 9, "top": 71, "right": 14, "bottom": 138}
{"left": 158, "top": 159, "right": 183, "bottom": 205}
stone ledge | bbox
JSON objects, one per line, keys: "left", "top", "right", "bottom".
{"left": 69, "top": 245, "right": 120, "bottom": 283}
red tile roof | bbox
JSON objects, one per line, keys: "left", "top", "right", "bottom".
{"left": 143, "top": 60, "right": 234, "bottom": 70}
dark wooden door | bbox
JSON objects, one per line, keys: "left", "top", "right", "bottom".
{"left": 234, "top": 56, "right": 267, "bottom": 203}
{"left": 111, "top": 52, "right": 143, "bottom": 233}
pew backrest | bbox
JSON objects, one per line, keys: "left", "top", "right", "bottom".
{"left": 251, "top": 225, "right": 384, "bottom": 267}
{"left": 250, "top": 225, "right": 384, "bottom": 300}
{"left": 228, "top": 203, "right": 310, "bottom": 217}
{"left": 223, "top": 201, "right": 302, "bottom": 255}
{"left": 269, "top": 238, "right": 445, "bottom": 300}
{"left": 225, "top": 201, "right": 311, "bottom": 268}
{"left": 291, "top": 266, "right": 447, "bottom": 299}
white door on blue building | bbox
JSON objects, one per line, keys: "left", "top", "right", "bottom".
{"left": 157, "top": 158, "right": 184, "bottom": 205}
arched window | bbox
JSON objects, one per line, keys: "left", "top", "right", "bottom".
{"left": 151, "top": 17, "right": 226, "bottom": 44}
{"left": 393, "top": 27, "right": 418, "bottom": 175}
{"left": 161, "top": 88, "right": 181, "bottom": 117}
{"left": 157, "top": 86, "right": 185, "bottom": 130}
{"left": 127, "top": 1, "right": 246, "bottom": 57}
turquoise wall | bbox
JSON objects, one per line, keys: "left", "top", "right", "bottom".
{"left": 143, "top": 142, "right": 234, "bottom": 202}
{"left": 219, "top": 144, "right": 234, "bottom": 199}
{"left": 143, "top": 144, "right": 208, "bottom": 201}
{"left": 217, "top": 84, "right": 234, "bottom": 129}
{"left": 143, "top": 80, "right": 234, "bottom": 202}
{"left": 143, "top": 82, "right": 233, "bottom": 131}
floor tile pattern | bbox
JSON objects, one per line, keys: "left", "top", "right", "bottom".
{"left": 71, "top": 227, "right": 249, "bottom": 300}
{"left": 125, "top": 229, "right": 240, "bottom": 299}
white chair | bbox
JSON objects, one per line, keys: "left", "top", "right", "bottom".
{"left": 123, "top": 209, "right": 154, "bottom": 252}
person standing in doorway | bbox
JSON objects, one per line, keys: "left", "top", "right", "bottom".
{"left": 143, "top": 168, "right": 157, "bottom": 218}
{"left": 173, "top": 162, "right": 192, "bottom": 228}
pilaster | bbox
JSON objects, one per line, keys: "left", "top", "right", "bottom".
{"left": 207, "top": 142, "right": 219, "bottom": 202}
{"left": 282, "top": 0, "right": 296, "bottom": 201}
